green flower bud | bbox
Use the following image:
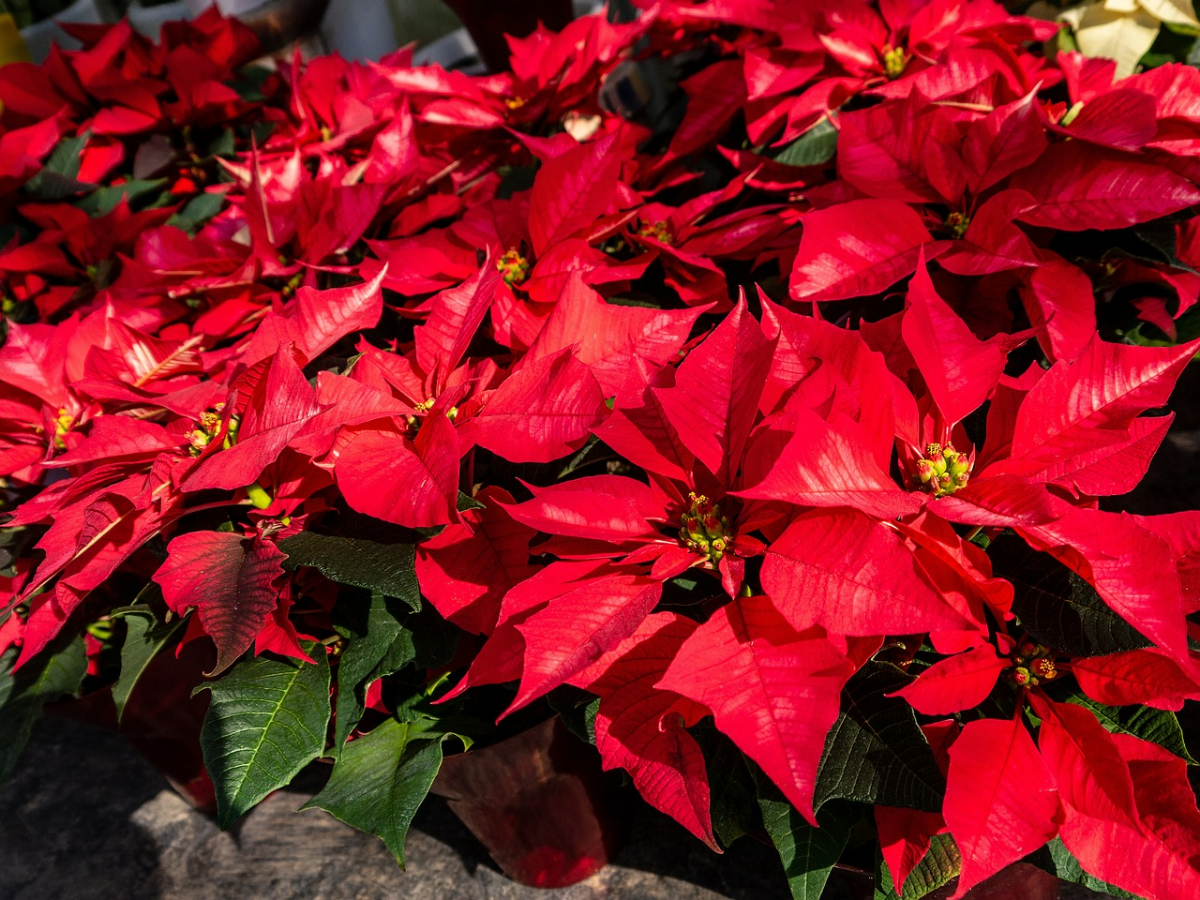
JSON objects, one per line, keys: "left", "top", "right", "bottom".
{"left": 882, "top": 45, "right": 908, "bottom": 79}
{"left": 679, "top": 492, "right": 734, "bottom": 566}
{"left": 913, "top": 442, "right": 973, "bottom": 498}
{"left": 497, "top": 248, "right": 530, "bottom": 286}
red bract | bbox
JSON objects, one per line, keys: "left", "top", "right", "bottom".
{"left": 660, "top": 596, "right": 857, "bottom": 825}
{"left": 415, "top": 486, "right": 536, "bottom": 635}
{"left": 183, "top": 346, "right": 323, "bottom": 492}
{"left": 496, "top": 300, "right": 774, "bottom": 593}
{"left": 328, "top": 264, "right": 607, "bottom": 528}
{"left": 153, "top": 530, "right": 291, "bottom": 675}
{"left": 943, "top": 715, "right": 1062, "bottom": 897}
{"left": 3, "top": 2, "right": 1200, "bottom": 895}
{"left": 572, "top": 612, "right": 716, "bottom": 849}
{"left": 790, "top": 198, "right": 937, "bottom": 304}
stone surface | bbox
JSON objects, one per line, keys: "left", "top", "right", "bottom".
{"left": 0, "top": 714, "right": 1116, "bottom": 900}
{"left": 0, "top": 716, "right": 796, "bottom": 900}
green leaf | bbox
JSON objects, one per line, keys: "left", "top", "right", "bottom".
{"left": 330, "top": 600, "right": 458, "bottom": 747}
{"left": 301, "top": 718, "right": 445, "bottom": 867}
{"left": 1040, "top": 837, "right": 1138, "bottom": 899}
{"left": 457, "top": 491, "right": 486, "bottom": 512}
{"left": 875, "top": 834, "right": 962, "bottom": 900}
{"left": 549, "top": 687, "right": 600, "bottom": 745}
{"left": 4, "top": 0, "right": 33, "bottom": 29}
{"left": 496, "top": 164, "right": 539, "bottom": 200}
{"left": 557, "top": 436, "right": 601, "bottom": 479}
{"left": 1125, "top": 302, "right": 1200, "bottom": 347}
{"left": 373, "top": 628, "right": 420, "bottom": 678}
{"left": 1138, "top": 51, "right": 1177, "bottom": 69}
{"left": 166, "top": 192, "right": 226, "bottom": 234}
{"left": 605, "top": 295, "right": 668, "bottom": 309}
{"left": 208, "top": 129, "right": 236, "bottom": 158}
{"left": 768, "top": 118, "right": 838, "bottom": 168}
{"left": 903, "top": 835, "right": 961, "bottom": 900}
{"left": 1053, "top": 24, "right": 1078, "bottom": 54}
{"left": 76, "top": 179, "right": 168, "bottom": 217}
{"left": 279, "top": 530, "right": 420, "bottom": 611}
{"left": 230, "top": 64, "right": 275, "bottom": 103}
{"left": 409, "top": 603, "right": 460, "bottom": 669}
{"left": 332, "top": 592, "right": 413, "bottom": 751}
{"left": 112, "top": 608, "right": 185, "bottom": 724}
{"left": 413, "top": 492, "right": 487, "bottom": 540}
{"left": 251, "top": 121, "right": 277, "bottom": 146}
{"left": 757, "top": 774, "right": 855, "bottom": 900}
{"left": 814, "top": 662, "right": 945, "bottom": 813}
{"left": 698, "top": 728, "right": 761, "bottom": 847}
{"left": 0, "top": 637, "right": 87, "bottom": 782}
{"left": 1130, "top": 220, "right": 1198, "bottom": 274}
{"left": 1049, "top": 683, "right": 1196, "bottom": 764}
{"left": 23, "top": 133, "right": 90, "bottom": 200}
{"left": 989, "top": 532, "right": 1152, "bottom": 657}
{"left": 197, "top": 647, "right": 331, "bottom": 829}
{"left": 25, "top": 0, "right": 76, "bottom": 24}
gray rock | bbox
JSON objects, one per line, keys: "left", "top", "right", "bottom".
{"left": 0, "top": 717, "right": 789, "bottom": 900}
{"left": 0, "top": 716, "right": 1116, "bottom": 900}
{"left": 0, "top": 718, "right": 160, "bottom": 900}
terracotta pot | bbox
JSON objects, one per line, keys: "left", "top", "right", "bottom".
{"left": 440, "top": 0, "right": 572, "bottom": 72}
{"left": 431, "top": 716, "right": 628, "bottom": 887}
{"left": 47, "top": 639, "right": 217, "bottom": 814}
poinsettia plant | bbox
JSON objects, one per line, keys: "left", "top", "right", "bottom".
{"left": 3, "top": 2, "right": 1200, "bottom": 898}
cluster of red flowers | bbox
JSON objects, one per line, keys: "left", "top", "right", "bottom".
{"left": 3, "top": 3, "right": 1200, "bottom": 897}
